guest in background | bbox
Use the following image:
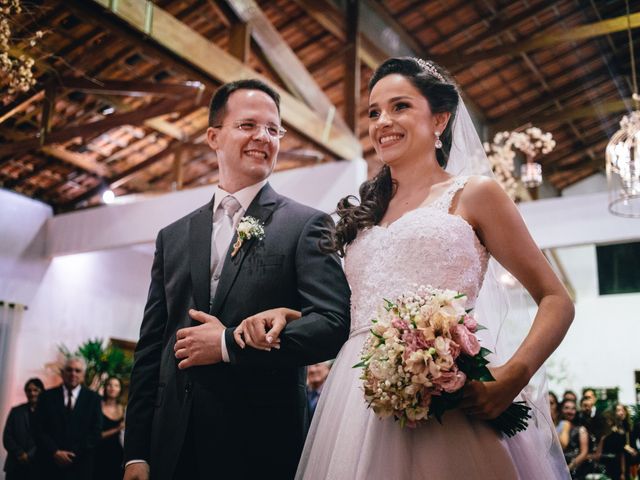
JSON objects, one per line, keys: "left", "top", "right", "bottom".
{"left": 597, "top": 404, "right": 633, "bottom": 480}
{"left": 549, "top": 391, "right": 561, "bottom": 428}
{"left": 563, "top": 390, "right": 578, "bottom": 404}
{"left": 560, "top": 399, "right": 590, "bottom": 479}
{"left": 94, "top": 377, "right": 125, "bottom": 480}
{"left": 577, "top": 390, "right": 606, "bottom": 443}
{"left": 35, "top": 356, "right": 102, "bottom": 480}
{"left": 629, "top": 415, "right": 640, "bottom": 478}
{"left": 2, "top": 378, "right": 44, "bottom": 480}
{"left": 306, "top": 362, "right": 331, "bottom": 421}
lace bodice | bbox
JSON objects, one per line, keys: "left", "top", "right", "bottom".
{"left": 345, "top": 176, "right": 489, "bottom": 335}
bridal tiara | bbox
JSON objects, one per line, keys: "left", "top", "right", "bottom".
{"left": 412, "top": 57, "right": 445, "bottom": 82}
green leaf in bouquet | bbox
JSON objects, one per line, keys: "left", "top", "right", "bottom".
{"left": 429, "top": 396, "right": 447, "bottom": 424}
{"left": 429, "top": 390, "right": 463, "bottom": 424}
{"left": 454, "top": 293, "right": 466, "bottom": 299}
{"left": 475, "top": 356, "right": 490, "bottom": 368}
{"left": 399, "top": 416, "right": 406, "bottom": 428}
{"left": 475, "top": 323, "right": 488, "bottom": 331}
{"left": 473, "top": 365, "right": 495, "bottom": 382}
{"left": 370, "top": 329, "right": 385, "bottom": 341}
{"left": 478, "top": 347, "right": 492, "bottom": 358}
{"left": 352, "top": 360, "right": 368, "bottom": 369}
{"left": 383, "top": 298, "right": 395, "bottom": 311}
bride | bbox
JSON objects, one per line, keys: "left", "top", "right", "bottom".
{"left": 236, "top": 57, "right": 574, "bottom": 479}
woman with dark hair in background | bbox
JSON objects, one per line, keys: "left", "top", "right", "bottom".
{"left": 288, "top": 56, "right": 574, "bottom": 479}
{"left": 560, "top": 399, "right": 590, "bottom": 479}
{"left": 597, "top": 403, "right": 634, "bottom": 480}
{"left": 93, "top": 377, "right": 124, "bottom": 480}
{"left": 550, "top": 391, "right": 561, "bottom": 430}
{"left": 2, "top": 378, "right": 44, "bottom": 480}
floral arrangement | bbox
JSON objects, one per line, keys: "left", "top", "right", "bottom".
{"left": 59, "top": 338, "right": 133, "bottom": 391}
{"left": 1, "top": 0, "right": 44, "bottom": 95}
{"left": 484, "top": 127, "right": 556, "bottom": 199}
{"left": 619, "top": 108, "right": 640, "bottom": 138}
{"left": 355, "top": 285, "right": 530, "bottom": 437}
{"left": 231, "top": 216, "right": 265, "bottom": 257}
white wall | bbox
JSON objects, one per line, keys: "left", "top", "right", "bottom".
{"left": 544, "top": 245, "right": 640, "bottom": 404}
{"left": 0, "top": 189, "right": 51, "bottom": 304}
{"left": 0, "top": 190, "right": 52, "bottom": 475}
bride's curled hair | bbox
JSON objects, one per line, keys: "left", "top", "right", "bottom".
{"left": 329, "top": 57, "right": 459, "bottom": 256}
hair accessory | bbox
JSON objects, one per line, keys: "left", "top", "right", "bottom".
{"left": 412, "top": 58, "right": 445, "bottom": 82}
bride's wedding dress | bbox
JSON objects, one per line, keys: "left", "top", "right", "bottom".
{"left": 296, "top": 176, "right": 568, "bottom": 479}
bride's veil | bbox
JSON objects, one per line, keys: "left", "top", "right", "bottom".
{"left": 446, "top": 96, "right": 569, "bottom": 477}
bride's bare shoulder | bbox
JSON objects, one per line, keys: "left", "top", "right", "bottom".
{"left": 457, "top": 176, "right": 515, "bottom": 227}
{"left": 461, "top": 175, "right": 509, "bottom": 204}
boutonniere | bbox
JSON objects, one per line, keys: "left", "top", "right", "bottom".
{"left": 231, "top": 216, "right": 265, "bottom": 257}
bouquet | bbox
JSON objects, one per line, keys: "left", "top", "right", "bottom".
{"left": 354, "top": 285, "right": 530, "bottom": 437}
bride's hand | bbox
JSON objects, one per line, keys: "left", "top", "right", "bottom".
{"left": 459, "top": 362, "right": 529, "bottom": 420}
{"left": 233, "top": 308, "right": 301, "bottom": 351}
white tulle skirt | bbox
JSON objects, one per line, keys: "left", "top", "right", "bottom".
{"left": 296, "top": 331, "right": 569, "bottom": 480}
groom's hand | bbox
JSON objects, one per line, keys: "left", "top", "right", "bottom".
{"left": 124, "top": 462, "right": 149, "bottom": 480}
{"left": 174, "top": 309, "right": 225, "bottom": 369}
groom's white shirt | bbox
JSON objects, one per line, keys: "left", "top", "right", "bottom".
{"left": 125, "top": 179, "right": 266, "bottom": 469}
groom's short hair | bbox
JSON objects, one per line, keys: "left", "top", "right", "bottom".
{"left": 208, "top": 79, "right": 281, "bottom": 127}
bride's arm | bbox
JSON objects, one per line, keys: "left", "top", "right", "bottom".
{"left": 233, "top": 307, "right": 302, "bottom": 350}
{"left": 457, "top": 176, "right": 574, "bottom": 419}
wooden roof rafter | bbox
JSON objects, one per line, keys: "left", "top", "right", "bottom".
{"left": 76, "top": 0, "right": 361, "bottom": 160}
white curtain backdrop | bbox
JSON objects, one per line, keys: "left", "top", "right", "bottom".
{"left": 0, "top": 302, "right": 25, "bottom": 412}
{"left": 0, "top": 300, "right": 26, "bottom": 476}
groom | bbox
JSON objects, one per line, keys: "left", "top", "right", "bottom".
{"left": 123, "top": 79, "right": 351, "bottom": 480}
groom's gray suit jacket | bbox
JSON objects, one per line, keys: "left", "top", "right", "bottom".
{"left": 124, "top": 183, "right": 350, "bottom": 479}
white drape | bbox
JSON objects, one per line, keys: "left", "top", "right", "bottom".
{"left": 0, "top": 302, "right": 25, "bottom": 417}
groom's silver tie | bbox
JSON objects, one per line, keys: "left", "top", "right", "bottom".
{"left": 210, "top": 195, "right": 241, "bottom": 304}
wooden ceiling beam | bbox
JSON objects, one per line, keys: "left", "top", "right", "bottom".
{"left": 0, "top": 99, "right": 180, "bottom": 158}
{"left": 429, "top": 1, "right": 556, "bottom": 55}
{"left": 228, "top": 20, "right": 251, "bottom": 63}
{"left": 42, "top": 145, "right": 109, "bottom": 177}
{"left": 545, "top": 137, "right": 609, "bottom": 175}
{"left": 294, "top": 0, "right": 484, "bottom": 121}
{"left": 445, "top": 11, "right": 640, "bottom": 68}
{"left": 40, "top": 80, "right": 56, "bottom": 142}
{"left": 79, "top": 0, "right": 360, "bottom": 160}
{"left": 343, "top": 0, "right": 360, "bottom": 133}
{"left": 291, "top": 0, "right": 387, "bottom": 70}
{"left": 223, "top": 0, "right": 353, "bottom": 135}
{"left": 489, "top": 67, "right": 620, "bottom": 131}
{"left": 59, "top": 139, "right": 185, "bottom": 210}
{"left": 58, "top": 78, "right": 207, "bottom": 99}
{"left": 0, "top": 90, "right": 44, "bottom": 125}
{"left": 363, "top": 0, "right": 423, "bottom": 56}
{"left": 522, "top": 98, "right": 632, "bottom": 125}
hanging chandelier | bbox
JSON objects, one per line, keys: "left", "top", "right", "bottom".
{"left": 606, "top": 0, "right": 640, "bottom": 218}
{"left": 520, "top": 160, "right": 543, "bottom": 189}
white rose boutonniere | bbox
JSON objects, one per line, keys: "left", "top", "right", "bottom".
{"left": 231, "top": 216, "right": 265, "bottom": 257}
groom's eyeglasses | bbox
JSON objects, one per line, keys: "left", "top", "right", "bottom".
{"left": 213, "top": 120, "right": 286, "bottom": 139}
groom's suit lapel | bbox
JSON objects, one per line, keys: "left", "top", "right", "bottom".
{"left": 188, "top": 199, "right": 214, "bottom": 313}
{"left": 209, "top": 183, "right": 278, "bottom": 320}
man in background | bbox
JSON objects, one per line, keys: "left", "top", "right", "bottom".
{"left": 35, "top": 357, "right": 102, "bottom": 480}
{"left": 306, "top": 361, "right": 331, "bottom": 421}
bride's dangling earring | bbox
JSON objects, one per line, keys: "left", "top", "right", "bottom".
{"left": 434, "top": 131, "right": 443, "bottom": 149}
